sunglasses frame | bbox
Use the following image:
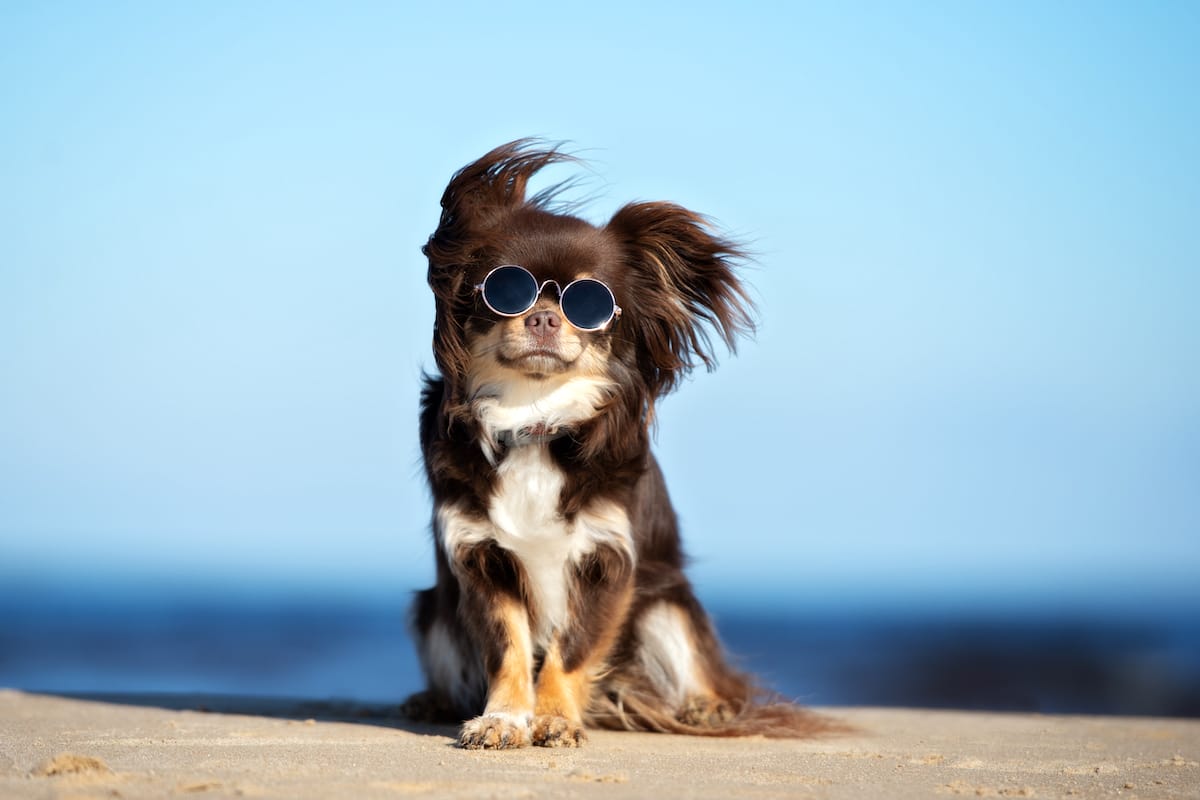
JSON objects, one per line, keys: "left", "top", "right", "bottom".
{"left": 474, "top": 264, "right": 623, "bottom": 332}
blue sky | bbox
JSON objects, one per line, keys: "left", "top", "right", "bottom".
{"left": 1, "top": 2, "right": 1197, "bottom": 609}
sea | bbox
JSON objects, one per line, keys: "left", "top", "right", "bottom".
{"left": 2, "top": 577, "right": 1197, "bottom": 718}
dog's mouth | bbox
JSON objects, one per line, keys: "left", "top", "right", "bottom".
{"left": 475, "top": 317, "right": 592, "bottom": 378}
{"left": 502, "top": 345, "right": 570, "bottom": 369}
{"left": 489, "top": 338, "right": 580, "bottom": 380}
{"left": 521, "top": 343, "right": 566, "bottom": 358}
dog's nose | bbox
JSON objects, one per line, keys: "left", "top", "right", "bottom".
{"left": 525, "top": 310, "right": 561, "bottom": 336}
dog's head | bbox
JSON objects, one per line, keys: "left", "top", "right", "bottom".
{"left": 423, "top": 140, "right": 754, "bottom": 431}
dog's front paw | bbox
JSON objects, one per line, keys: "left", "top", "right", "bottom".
{"left": 531, "top": 714, "right": 587, "bottom": 748}
{"left": 458, "top": 713, "right": 531, "bottom": 750}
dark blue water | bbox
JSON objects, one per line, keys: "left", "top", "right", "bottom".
{"left": 2, "top": 580, "right": 1197, "bottom": 717}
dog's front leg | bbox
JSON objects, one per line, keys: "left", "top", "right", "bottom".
{"left": 532, "top": 543, "right": 634, "bottom": 747}
{"left": 453, "top": 541, "right": 536, "bottom": 750}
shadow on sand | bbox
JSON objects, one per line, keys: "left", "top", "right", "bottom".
{"left": 54, "top": 691, "right": 459, "bottom": 738}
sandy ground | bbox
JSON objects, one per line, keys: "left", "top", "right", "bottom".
{"left": 1, "top": 689, "right": 1197, "bottom": 799}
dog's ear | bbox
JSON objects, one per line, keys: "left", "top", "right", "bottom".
{"left": 606, "top": 202, "right": 755, "bottom": 400}
{"left": 424, "top": 139, "right": 572, "bottom": 266}
{"left": 422, "top": 140, "right": 573, "bottom": 402}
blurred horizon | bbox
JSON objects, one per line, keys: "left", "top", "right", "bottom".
{"left": 3, "top": 2, "right": 1198, "bottom": 618}
{"left": 4, "top": 578, "right": 1198, "bottom": 716}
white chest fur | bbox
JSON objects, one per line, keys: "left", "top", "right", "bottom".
{"left": 437, "top": 444, "right": 634, "bottom": 648}
{"left": 469, "top": 373, "right": 614, "bottom": 465}
{"left": 489, "top": 446, "right": 580, "bottom": 643}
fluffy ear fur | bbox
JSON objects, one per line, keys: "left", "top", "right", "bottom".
{"left": 422, "top": 139, "right": 576, "bottom": 404}
{"left": 606, "top": 202, "right": 756, "bottom": 400}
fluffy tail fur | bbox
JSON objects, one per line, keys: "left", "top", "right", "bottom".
{"left": 586, "top": 671, "right": 852, "bottom": 738}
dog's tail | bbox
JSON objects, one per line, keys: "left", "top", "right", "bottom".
{"left": 586, "top": 672, "right": 852, "bottom": 738}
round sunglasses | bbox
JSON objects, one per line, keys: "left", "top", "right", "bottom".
{"left": 474, "top": 265, "right": 622, "bottom": 331}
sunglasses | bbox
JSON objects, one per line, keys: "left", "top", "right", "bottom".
{"left": 474, "top": 265, "right": 622, "bottom": 331}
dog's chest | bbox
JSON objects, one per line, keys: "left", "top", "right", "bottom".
{"left": 487, "top": 445, "right": 582, "bottom": 642}
{"left": 489, "top": 445, "right": 568, "bottom": 542}
{"left": 458, "top": 374, "right": 631, "bottom": 645}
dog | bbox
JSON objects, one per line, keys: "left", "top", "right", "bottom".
{"left": 406, "top": 140, "right": 836, "bottom": 748}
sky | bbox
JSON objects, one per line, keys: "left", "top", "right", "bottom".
{"left": 1, "top": 2, "right": 1197, "bottom": 611}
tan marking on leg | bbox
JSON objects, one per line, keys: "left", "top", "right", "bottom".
{"left": 483, "top": 597, "right": 535, "bottom": 715}
{"left": 459, "top": 597, "right": 535, "bottom": 750}
{"left": 532, "top": 643, "right": 589, "bottom": 747}
{"left": 532, "top": 581, "right": 633, "bottom": 748}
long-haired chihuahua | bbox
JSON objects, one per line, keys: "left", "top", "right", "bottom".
{"left": 405, "top": 140, "right": 836, "bottom": 748}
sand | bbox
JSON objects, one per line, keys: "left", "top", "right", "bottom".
{"left": 1, "top": 689, "right": 1197, "bottom": 799}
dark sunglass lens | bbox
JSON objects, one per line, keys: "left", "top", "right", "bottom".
{"left": 483, "top": 266, "right": 538, "bottom": 315}
{"left": 560, "top": 280, "right": 616, "bottom": 329}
